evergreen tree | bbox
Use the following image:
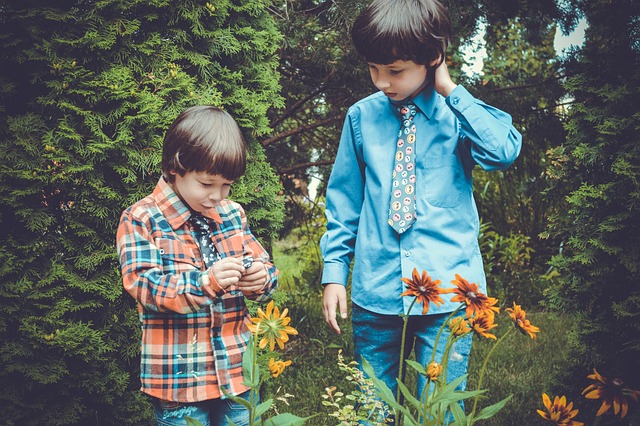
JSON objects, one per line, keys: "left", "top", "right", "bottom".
{"left": 0, "top": 0, "right": 284, "bottom": 424}
{"left": 545, "top": 0, "right": 640, "bottom": 422}
{"left": 473, "top": 16, "right": 567, "bottom": 304}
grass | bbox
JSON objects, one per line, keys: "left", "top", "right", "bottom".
{"left": 266, "top": 244, "right": 577, "bottom": 424}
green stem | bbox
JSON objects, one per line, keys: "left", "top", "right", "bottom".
{"left": 429, "top": 305, "right": 464, "bottom": 366}
{"left": 396, "top": 297, "right": 417, "bottom": 426}
{"left": 249, "top": 323, "right": 261, "bottom": 426}
{"left": 468, "top": 327, "right": 514, "bottom": 424}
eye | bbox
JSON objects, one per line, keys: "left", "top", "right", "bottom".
{"left": 389, "top": 69, "right": 403, "bottom": 75}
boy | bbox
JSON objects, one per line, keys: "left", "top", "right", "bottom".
{"left": 116, "top": 106, "right": 278, "bottom": 426}
{"left": 321, "top": 0, "right": 522, "bottom": 402}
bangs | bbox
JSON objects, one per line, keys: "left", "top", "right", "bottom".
{"left": 163, "top": 106, "right": 247, "bottom": 182}
{"left": 175, "top": 133, "right": 246, "bottom": 181}
{"left": 351, "top": 0, "right": 450, "bottom": 65}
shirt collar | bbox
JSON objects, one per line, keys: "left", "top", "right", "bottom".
{"left": 388, "top": 83, "right": 438, "bottom": 120}
{"left": 152, "top": 176, "right": 222, "bottom": 230}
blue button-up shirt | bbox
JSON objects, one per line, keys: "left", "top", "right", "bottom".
{"left": 320, "top": 85, "right": 522, "bottom": 316}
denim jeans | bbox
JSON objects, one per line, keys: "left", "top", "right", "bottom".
{"left": 152, "top": 391, "right": 252, "bottom": 426}
{"left": 352, "top": 304, "right": 472, "bottom": 400}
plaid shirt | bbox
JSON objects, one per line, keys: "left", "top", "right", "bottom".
{"left": 116, "top": 177, "right": 277, "bottom": 402}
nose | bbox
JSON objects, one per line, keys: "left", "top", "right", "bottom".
{"left": 208, "top": 188, "right": 222, "bottom": 203}
{"left": 374, "top": 76, "right": 390, "bottom": 90}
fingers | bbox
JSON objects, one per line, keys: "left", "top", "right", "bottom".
{"left": 237, "top": 261, "right": 268, "bottom": 295}
{"left": 209, "top": 257, "right": 244, "bottom": 290}
{"left": 323, "top": 284, "right": 347, "bottom": 334}
{"left": 433, "top": 59, "right": 457, "bottom": 97}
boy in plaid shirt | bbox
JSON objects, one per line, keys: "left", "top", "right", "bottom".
{"left": 116, "top": 106, "right": 278, "bottom": 426}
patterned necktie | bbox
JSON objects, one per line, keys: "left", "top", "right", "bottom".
{"left": 189, "top": 214, "right": 220, "bottom": 267}
{"left": 388, "top": 102, "right": 417, "bottom": 234}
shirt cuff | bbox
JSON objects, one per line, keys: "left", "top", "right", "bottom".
{"left": 200, "top": 269, "right": 226, "bottom": 299}
{"left": 446, "top": 85, "right": 475, "bottom": 113}
{"left": 321, "top": 262, "right": 350, "bottom": 286}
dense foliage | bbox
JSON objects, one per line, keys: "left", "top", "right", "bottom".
{"left": 0, "top": 0, "right": 638, "bottom": 424}
{"left": 544, "top": 0, "right": 640, "bottom": 422}
{"left": 265, "top": 0, "right": 575, "bottom": 304}
{"left": 0, "top": 0, "right": 284, "bottom": 424}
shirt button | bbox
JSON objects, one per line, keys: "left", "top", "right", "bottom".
{"left": 452, "top": 97, "right": 460, "bottom": 105}
{"left": 404, "top": 251, "right": 411, "bottom": 257}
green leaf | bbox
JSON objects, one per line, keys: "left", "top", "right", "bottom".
{"left": 396, "top": 379, "right": 423, "bottom": 413}
{"left": 405, "top": 359, "right": 427, "bottom": 375}
{"left": 449, "top": 402, "right": 468, "bottom": 425}
{"left": 241, "top": 338, "right": 259, "bottom": 388}
{"left": 472, "top": 395, "right": 513, "bottom": 421}
{"left": 185, "top": 417, "right": 206, "bottom": 426}
{"left": 262, "top": 413, "right": 316, "bottom": 426}
{"left": 253, "top": 399, "right": 273, "bottom": 419}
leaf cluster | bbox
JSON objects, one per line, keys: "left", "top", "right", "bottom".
{"left": 0, "top": 0, "right": 284, "bottom": 423}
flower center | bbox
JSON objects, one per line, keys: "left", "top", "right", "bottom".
{"left": 467, "top": 291, "right": 477, "bottom": 299}
{"left": 613, "top": 378, "right": 624, "bottom": 387}
{"left": 418, "top": 286, "right": 427, "bottom": 293}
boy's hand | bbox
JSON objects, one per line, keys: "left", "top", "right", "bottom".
{"left": 434, "top": 59, "right": 457, "bottom": 98}
{"left": 209, "top": 257, "right": 244, "bottom": 291}
{"left": 323, "top": 283, "right": 348, "bottom": 334}
{"left": 236, "top": 260, "right": 268, "bottom": 296}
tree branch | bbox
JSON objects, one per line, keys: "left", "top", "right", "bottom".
{"left": 261, "top": 116, "right": 342, "bottom": 147}
{"left": 279, "top": 160, "right": 335, "bottom": 175}
{"left": 271, "top": 85, "right": 325, "bottom": 128}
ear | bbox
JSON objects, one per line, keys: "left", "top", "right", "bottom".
{"left": 430, "top": 55, "right": 443, "bottom": 67}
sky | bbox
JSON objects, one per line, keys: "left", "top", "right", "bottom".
{"left": 461, "top": 18, "right": 588, "bottom": 76}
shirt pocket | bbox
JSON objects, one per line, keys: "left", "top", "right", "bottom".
{"left": 156, "top": 237, "right": 200, "bottom": 273}
{"left": 418, "top": 154, "right": 465, "bottom": 208}
{"left": 214, "top": 231, "right": 246, "bottom": 258}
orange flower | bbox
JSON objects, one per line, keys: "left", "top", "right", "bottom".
{"left": 505, "top": 302, "right": 540, "bottom": 339}
{"left": 400, "top": 268, "right": 445, "bottom": 315}
{"left": 247, "top": 300, "right": 298, "bottom": 351}
{"left": 537, "top": 393, "right": 583, "bottom": 425}
{"left": 268, "top": 357, "right": 292, "bottom": 378}
{"left": 444, "top": 274, "right": 500, "bottom": 319}
{"left": 582, "top": 369, "right": 640, "bottom": 418}
{"left": 449, "top": 316, "right": 471, "bottom": 337}
{"left": 427, "top": 362, "right": 443, "bottom": 382}
{"left": 468, "top": 312, "right": 497, "bottom": 340}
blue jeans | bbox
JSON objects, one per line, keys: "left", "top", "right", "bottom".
{"left": 352, "top": 304, "right": 472, "bottom": 401}
{"left": 152, "top": 391, "right": 252, "bottom": 426}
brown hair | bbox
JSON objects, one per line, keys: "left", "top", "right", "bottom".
{"left": 351, "top": 0, "right": 450, "bottom": 68}
{"left": 161, "top": 106, "right": 246, "bottom": 182}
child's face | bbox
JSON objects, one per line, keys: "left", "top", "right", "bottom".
{"left": 368, "top": 60, "right": 429, "bottom": 102}
{"left": 168, "top": 170, "right": 233, "bottom": 212}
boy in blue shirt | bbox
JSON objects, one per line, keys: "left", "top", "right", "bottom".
{"left": 320, "top": 0, "right": 522, "bottom": 403}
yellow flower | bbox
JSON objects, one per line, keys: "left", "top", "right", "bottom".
{"left": 449, "top": 316, "right": 471, "bottom": 337}
{"left": 582, "top": 368, "right": 640, "bottom": 418}
{"left": 400, "top": 268, "right": 445, "bottom": 315}
{"left": 505, "top": 302, "right": 540, "bottom": 339}
{"left": 537, "top": 393, "right": 583, "bottom": 425}
{"left": 268, "top": 357, "right": 292, "bottom": 378}
{"left": 468, "top": 312, "right": 497, "bottom": 340}
{"left": 443, "top": 274, "right": 500, "bottom": 319}
{"left": 426, "top": 362, "right": 443, "bottom": 382}
{"left": 247, "top": 300, "right": 298, "bottom": 351}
